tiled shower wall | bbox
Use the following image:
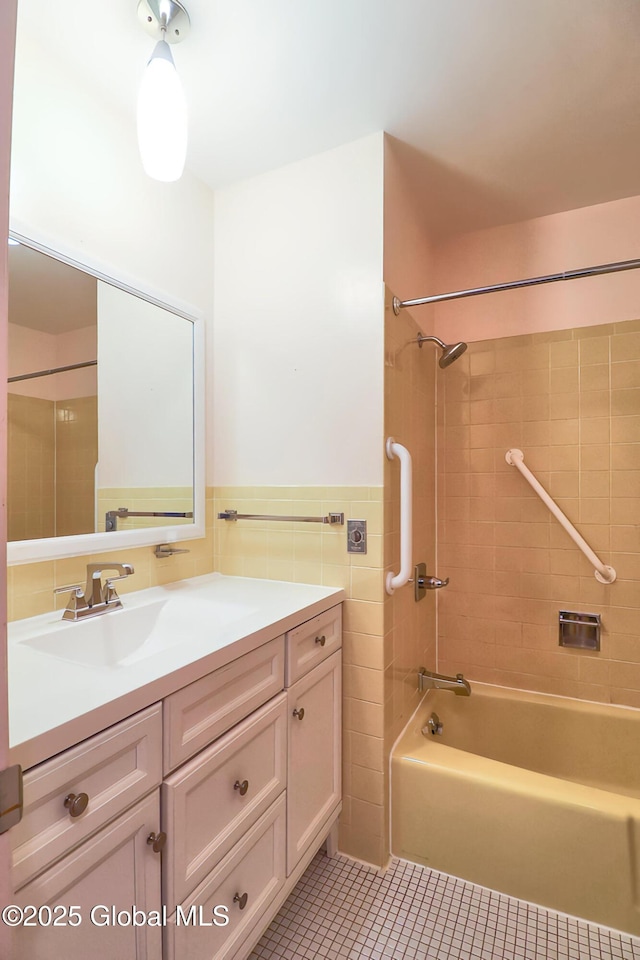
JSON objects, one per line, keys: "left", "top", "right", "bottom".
{"left": 7, "top": 394, "right": 55, "bottom": 541}
{"left": 7, "top": 393, "right": 97, "bottom": 541}
{"left": 384, "top": 292, "right": 437, "bottom": 748}
{"left": 55, "top": 396, "right": 98, "bottom": 538}
{"left": 437, "top": 318, "right": 640, "bottom": 706}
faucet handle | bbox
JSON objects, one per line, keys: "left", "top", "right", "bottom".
{"left": 54, "top": 583, "right": 84, "bottom": 596}
{"left": 420, "top": 575, "right": 449, "bottom": 590}
{"left": 102, "top": 575, "right": 129, "bottom": 604}
{"left": 54, "top": 584, "right": 89, "bottom": 620}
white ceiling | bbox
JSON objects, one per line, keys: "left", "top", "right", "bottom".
{"left": 15, "top": 0, "right": 640, "bottom": 238}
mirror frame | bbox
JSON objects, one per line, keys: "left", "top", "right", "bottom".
{"left": 6, "top": 228, "right": 206, "bottom": 564}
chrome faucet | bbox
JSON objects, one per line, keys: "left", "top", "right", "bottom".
{"left": 418, "top": 668, "right": 471, "bottom": 697}
{"left": 55, "top": 563, "right": 135, "bottom": 621}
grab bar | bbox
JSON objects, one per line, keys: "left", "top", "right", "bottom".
{"left": 385, "top": 438, "right": 413, "bottom": 594}
{"left": 217, "top": 510, "right": 344, "bottom": 525}
{"left": 505, "top": 448, "right": 616, "bottom": 584}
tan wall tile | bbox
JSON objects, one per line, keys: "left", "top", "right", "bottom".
{"left": 611, "top": 360, "right": 640, "bottom": 389}
{"left": 611, "top": 331, "right": 640, "bottom": 362}
{"left": 351, "top": 764, "right": 384, "bottom": 805}
{"left": 438, "top": 318, "right": 640, "bottom": 709}
{"left": 579, "top": 337, "right": 610, "bottom": 365}
{"left": 351, "top": 732, "right": 384, "bottom": 772}
{"left": 338, "top": 824, "right": 386, "bottom": 867}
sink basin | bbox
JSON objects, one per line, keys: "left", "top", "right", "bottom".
{"left": 20, "top": 596, "right": 257, "bottom": 669}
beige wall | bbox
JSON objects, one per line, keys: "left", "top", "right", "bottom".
{"left": 8, "top": 324, "right": 97, "bottom": 401}
{"left": 383, "top": 136, "right": 436, "bottom": 327}
{"left": 437, "top": 318, "right": 640, "bottom": 706}
{"left": 213, "top": 485, "right": 387, "bottom": 865}
{"left": 7, "top": 489, "right": 216, "bottom": 623}
{"left": 433, "top": 195, "right": 640, "bottom": 345}
{"left": 212, "top": 134, "right": 385, "bottom": 488}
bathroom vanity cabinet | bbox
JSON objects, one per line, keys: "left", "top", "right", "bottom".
{"left": 9, "top": 601, "right": 342, "bottom": 960}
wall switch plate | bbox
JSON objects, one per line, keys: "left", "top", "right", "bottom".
{"left": 347, "top": 520, "right": 367, "bottom": 554}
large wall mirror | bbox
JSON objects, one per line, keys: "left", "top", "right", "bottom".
{"left": 7, "top": 234, "right": 205, "bottom": 564}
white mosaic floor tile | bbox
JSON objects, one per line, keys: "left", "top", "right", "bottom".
{"left": 249, "top": 852, "right": 640, "bottom": 960}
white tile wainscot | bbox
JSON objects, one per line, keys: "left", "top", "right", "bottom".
{"left": 7, "top": 574, "right": 344, "bottom": 960}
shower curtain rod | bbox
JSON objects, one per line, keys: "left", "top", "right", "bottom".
{"left": 8, "top": 360, "right": 97, "bottom": 383}
{"left": 392, "top": 256, "right": 640, "bottom": 314}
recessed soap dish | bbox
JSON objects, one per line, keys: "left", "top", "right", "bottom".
{"left": 559, "top": 611, "right": 601, "bottom": 651}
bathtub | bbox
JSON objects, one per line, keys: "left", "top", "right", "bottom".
{"left": 391, "top": 682, "right": 640, "bottom": 935}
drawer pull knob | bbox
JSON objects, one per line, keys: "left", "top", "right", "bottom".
{"left": 64, "top": 792, "right": 89, "bottom": 818}
{"left": 233, "top": 892, "right": 249, "bottom": 910}
{"left": 292, "top": 707, "right": 305, "bottom": 720}
{"left": 315, "top": 634, "right": 326, "bottom": 646}
{"left": 234, "top": 779, "right": 249, "bottom": 796}
{"left": 147, "top": 831, "right": 167, "bottom": 854}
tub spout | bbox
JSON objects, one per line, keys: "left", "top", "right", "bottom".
{"left": 418, "top": 668, "right": 471, "bottom": 696}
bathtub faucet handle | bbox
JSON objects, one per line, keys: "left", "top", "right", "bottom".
{"left": 422, "top": 575, "right": 449, "bottom": 589}
{"left": 414, "top": 563, "right": 450, "bottom": 601}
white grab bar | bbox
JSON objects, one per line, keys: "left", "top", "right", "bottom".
{"left": 505, "top": 448, "right": 616, "bottom": 584}
{"left": 386, "top": 438, "right": 413, "bottom": 594}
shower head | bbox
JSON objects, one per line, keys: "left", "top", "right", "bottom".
{"left": 438, "top": 340, "right": 468, "bottom": 368}
{"left": 413, "top": 333, "right": 468, "bottom": 368}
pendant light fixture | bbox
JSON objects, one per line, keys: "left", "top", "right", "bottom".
{"left": 137, "top": 0, "right": 191, "bottom": 182}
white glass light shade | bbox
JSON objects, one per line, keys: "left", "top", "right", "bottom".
{"left": 137, "top": 40, "right": 187, "bottom": 182}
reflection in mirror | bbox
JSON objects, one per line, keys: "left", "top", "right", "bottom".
{"left": 8, "top": 243, "right": 98, "bottom": 540}
{"left": 7, "top": 239, "right": 196, "bottom": 550}
{"left": 96, "top": 279, "right": 194, "bottom": 536}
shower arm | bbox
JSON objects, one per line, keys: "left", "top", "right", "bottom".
{"left": 392, "top": 256, "right": 640, "bottom": 313}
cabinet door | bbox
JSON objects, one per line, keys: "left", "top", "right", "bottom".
{"left": 287, "top": 651, "right": 341, "bottom": 874}
{"left": 13, "top": 793, "right": 162, "bottom": 960}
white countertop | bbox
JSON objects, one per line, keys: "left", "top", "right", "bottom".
{"left": 9, "top": 573, "right": 344, "bottom": 771}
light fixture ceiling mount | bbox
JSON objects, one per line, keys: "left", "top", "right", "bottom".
{"left": 136, "top": 0, "right": 191, "bottom": 182}
{"left": 137, "top": 0, "right": 191, "bottom": 44}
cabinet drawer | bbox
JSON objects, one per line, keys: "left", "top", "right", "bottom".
{"left": 11, "top": 704, "right": 162, "bottom": 891}
{"left": 163, "top": 692, "right": 287, "bottom": 905}
{"left": 163, "top": 636, "right": 285, "bottom": 773}
{"left": 13, "top": 792, "right": 162, "bottom": 960}
{"left": 166, "top": 794, "right": 286, "bottom": 960}
{"left": 286, "top": 604, "right": 341, "bottom": 685}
